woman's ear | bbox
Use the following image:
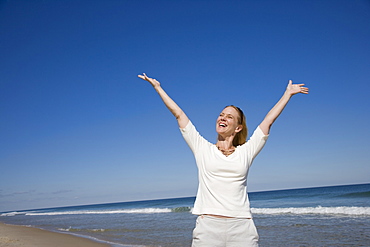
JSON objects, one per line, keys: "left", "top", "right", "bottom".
{"left": 235, "top": 125, "right": 243, "bottom": 133}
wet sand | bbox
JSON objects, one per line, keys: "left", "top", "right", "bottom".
{"left": 0, "top": 222, "right": 110, "bottom": 247}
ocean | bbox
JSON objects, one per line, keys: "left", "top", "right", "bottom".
{"left": 1, "top": 183, "right": 369, "bottom": 247}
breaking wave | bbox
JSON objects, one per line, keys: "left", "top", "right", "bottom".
{"left": 1, "top": 207, "right": 192, "bottom": 216}
{"left": 251, "top": 206, "right": 370, "bottom": 216}
{"left": 2, "top": 206, "right": 369, "bottom": 217}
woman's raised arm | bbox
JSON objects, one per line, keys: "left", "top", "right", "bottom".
{"left": 138, "top": 73, "right": 189, "bottom": 128}
{"left": 259, "top": 80, "right": 309, "bottom": 135}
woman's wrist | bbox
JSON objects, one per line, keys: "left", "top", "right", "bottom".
{"left": 283, "top": 90, "right": 294, "bottom": 98}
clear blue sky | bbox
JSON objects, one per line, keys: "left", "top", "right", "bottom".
{"left": 1, "top": 0, "right": 369, "bottom": 212}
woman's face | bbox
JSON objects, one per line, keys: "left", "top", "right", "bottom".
{"left": 216, "top": 106, "right": 241, "bottom": 136}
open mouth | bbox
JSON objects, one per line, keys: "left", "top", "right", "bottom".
{"left": 219, "top": 122, "right": 227, "bottom": 128}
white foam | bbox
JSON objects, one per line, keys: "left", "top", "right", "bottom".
{"left": 21, "top": 208, "right": 172, "bottom": 216}
{"left": 251, "top": 206, "right": 370, "bottom": 216}
{"left": 0, "top": 211, "right": 27, "bottom": 217}
{"left": 3, "top": 206, "right": 369, "bottom": 217}
{"left": 58, "top": 226, "right": 72, "bottom": 231}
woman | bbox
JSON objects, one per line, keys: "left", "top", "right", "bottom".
{"left": 138, "top": 73, "right": 309, "bottom": 247}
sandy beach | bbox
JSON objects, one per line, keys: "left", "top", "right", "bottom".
{"left": 0, "top": 222, "right": 110, "bottom": 247}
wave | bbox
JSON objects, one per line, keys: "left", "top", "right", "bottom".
{"left": 0, "top": 211, "right": 27, "bottom": 217}
{"left": 2, "top": 206, "right": 369, "bottom": 217}
{"left": 339, "top": 191, "right": 370, "bottom": 198}
{"left": 171, "top": 206, "right": 192, "bottom": 212}
{"left": 251, "top": 206, "right": 370, "bottom": 216}
{"left": 0, "top": 207, "right": 192, "bottom": 216}
{"left": 56, "top": 228, "right": 138, "bottom": 247}
{"left": 58, "top": 226, "right": 107, "bottom": 232}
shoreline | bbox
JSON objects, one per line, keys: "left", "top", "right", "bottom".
{"left": 0, "top": 222, "right": 111, "bottom": 247}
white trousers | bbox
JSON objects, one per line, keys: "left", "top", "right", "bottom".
{"left": 191, "top": 215, "right": 259, "bottom": 247}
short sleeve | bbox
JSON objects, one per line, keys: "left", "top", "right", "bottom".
{"left": 243, "top": 126, "right": 269, "bottom": 165}
{"left": 180, "top": 121, "right": 208, "bottom": 154}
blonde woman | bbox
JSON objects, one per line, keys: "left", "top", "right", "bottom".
{"left": 138, "top": 73, "right": 308, "bottom": 247}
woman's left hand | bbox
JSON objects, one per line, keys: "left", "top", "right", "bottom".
{"left": 286, "top": 80, "right": 309, "bottom": 95}
{"left": 259, "top": 79, "right": 309, "bottom": 135}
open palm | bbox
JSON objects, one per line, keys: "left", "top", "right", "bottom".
{"left": 287, "top": 80, "right": 309, "bottom": 95}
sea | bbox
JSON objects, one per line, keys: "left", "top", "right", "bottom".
{"left": 1, "top": 183, "right": 369, "bottom": 247}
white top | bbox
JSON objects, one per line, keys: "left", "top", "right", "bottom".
{"left": 180, "top": 121, "right": 268, "bottom": 218}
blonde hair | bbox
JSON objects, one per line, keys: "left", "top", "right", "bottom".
{"left": 226, "top": 105, "right": 248, "bottom": 146}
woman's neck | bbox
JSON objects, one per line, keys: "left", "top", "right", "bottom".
{"left": 217, "top": 134, "right": 234, "bottom": 149}
{"left": 216, "top": 141, "right": 234, "bottom": 150}
{"left": 216, "top": 140, "right": 236, "bottom": 156}
{"left": 216, "top": 135, "right": 236, "bottom": 157}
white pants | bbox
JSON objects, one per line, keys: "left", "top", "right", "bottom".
{"left": 192, "top": 215, "right": 259, "bottom": 247}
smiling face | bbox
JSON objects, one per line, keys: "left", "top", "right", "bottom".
{"left": 216, "top": 106, "right": 242, "bottom": 137}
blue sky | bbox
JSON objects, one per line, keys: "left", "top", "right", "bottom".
{"left": 1, "top": 0, "right": 369, "bottom": 212}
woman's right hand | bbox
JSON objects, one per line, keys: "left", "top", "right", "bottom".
{"left": 138, "top": 73, "right": 160, "bottom": 88}
{"left": 137, "top": 73, "right": 189, "bottom": 128}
